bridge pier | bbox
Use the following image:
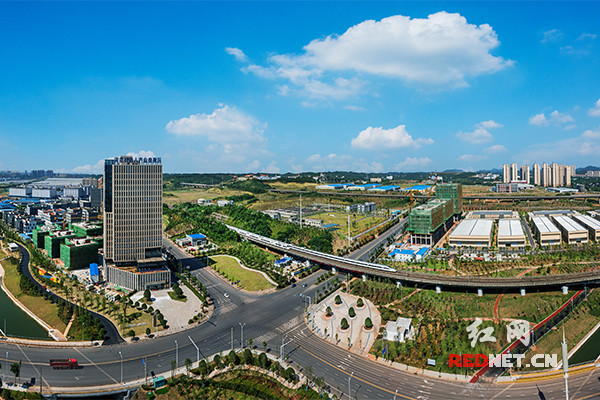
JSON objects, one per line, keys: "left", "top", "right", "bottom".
{"left": 520, "top": 288, "right": 526, "bottom": 296}
{"left": 331, "top": 267, "right": 337, "bottom": 274}
{"left": 477, "top": 288, "right": 483, "bottom": 297}
{"left": 435, "top": 285, "right": 441, "bottom": 294}
{"left": 397, "top": 281, "right": 402, "bottom": 289}
{"left": 562, "top": 286, "right": 568, "bottom": 294}
{"left": 362, "top": 274, "right": 367, "bottom": 282}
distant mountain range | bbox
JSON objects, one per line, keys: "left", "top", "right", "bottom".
{"left": 576, "top": 165, "right": 600, "bottom": 174}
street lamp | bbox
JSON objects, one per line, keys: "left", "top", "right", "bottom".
{"left": 175, "top": 340, "right": 179, "bottom": 368}
{"left": 118, "top": 351, "right": 123, "bottom": 384}
{"left": 189, "top": 336, "right": 200, "bottom": 364}
{"left": 348, "top": 371, "right": 354, "bottom": 400}
{"left": 239, "top": 322, "right": 246, "bottom": 347}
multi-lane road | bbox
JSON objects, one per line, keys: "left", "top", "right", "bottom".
{"left": 1, "top": 238, "right": 599, "bottom": 399}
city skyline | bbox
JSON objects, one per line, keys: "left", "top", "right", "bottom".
{"left": 0, "top": 2, "right": 599, "bottom": 174}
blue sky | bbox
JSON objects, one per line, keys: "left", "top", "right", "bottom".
{"left": 0, "top": 1, "right": 599, "bottom": 174}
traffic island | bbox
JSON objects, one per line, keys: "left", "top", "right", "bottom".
{"left": 307, "top": 291, "right": 381, "bottom": 355}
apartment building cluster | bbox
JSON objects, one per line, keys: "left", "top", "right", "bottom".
{"left": 502, "top": 163, "right": 575, "bottom": 187}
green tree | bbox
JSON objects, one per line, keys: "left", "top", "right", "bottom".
{"left": 170, "top": 360, "right": 176, "bottom": 380}
{"left": 258, "top": 352, "right": 269, "bottom": 369}
{"left": 197, "top": 359, "right": 208, "bottom": 378}
{"left": 127, "top": 329, "right": 136, "bottom": 339}
{"left": 365, "top": 317, "right": 373, "bottom": 329}
{"left": 262, "top": 340, "right": 267, "bottom": 352}
{"left": 357, "top": 298, "right": 364, "bottom": 307}
{"left": 228, "top": 350, "right": 239, "bottom": 366}
{"left": 348, "top": 307, "right": 356, "bottom": 318}
{"left": 144, "top": 288, "right": 151, "bottom": 302}
{"left": 242, "top": 349, "right": 254, "bottom": 365}
{"left": 145, "top": 327, "right": 151, "bottom": 336}
{"left": 335, "top": 295, "right": 342, "bottom": 305}
{"left": 341, "top": 318, "right": 349, "bottom": 330}
{"left": 326, "top": 306, "right": 333, "bottom": 317}
{"left": 184, "top": 358, "right": 192, "bottom": 377}
{"left": 10, "top": 362, "right": 20, "bottom": 384}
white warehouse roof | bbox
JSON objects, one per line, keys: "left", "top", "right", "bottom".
{"left": 498, "top": 219, "right": 524, "bottom": 237}
{"left": 450, "top": 219, "right": 493, "bottom": 237}
{"left": 553, "top": 216, "right": 586, "bottom": 233}
{"left": 532, "top": 216, "right": 559, "bottom": 233}
{"left": 574, "top": 214, "right": 600, "bottom": 230}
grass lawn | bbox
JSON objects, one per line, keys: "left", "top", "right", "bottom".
{"left": 309, "top": 211, "right": 388, "bottom": 236}
{"left": 0, "top": 258, "right": 67, "bottom": 333}
{"left": 209, "top": 255, "right": 274, "bottom": 291}
{"left": 498, "top": 292, "right": 571, "bottom": 324}
{"left": 168, "top": 291, "right": 187, "bottom": 302}
{"left": 163, "top": 188, "right": 248, "bottom": 205}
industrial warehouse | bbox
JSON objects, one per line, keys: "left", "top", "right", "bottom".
{"left": 530, "top": 215, "right": 561, "bottom": 246}
{"left": 448, "top": 219, "right": 494, "bottom": 249}
{"left": 497, "top": 219, "right": 526, "bottom": 250}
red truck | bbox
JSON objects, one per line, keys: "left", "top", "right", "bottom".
{"left": 49, "top": 358, "right": 78, "bottom": 369}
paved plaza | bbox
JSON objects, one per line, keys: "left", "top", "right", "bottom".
{"left": 308, "top": 291, "right": 381, "bottom": 355}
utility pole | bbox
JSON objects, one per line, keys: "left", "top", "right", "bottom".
{"left": 239, "top": 322, "right": 246, "bottom": 348}
{"left": 300, "top": 195, "right": 303, "bottom": 229}
{"left": 280, "top": 335, "right": 294, "bottom": 359}
{"left": 347, "top": 214, "right": 351, "bottom": 247}
{"left": 562, "top": 329, "right": 569, "bottom": 400}
{"left": 175, "top": 340, "right": 178, "bottom": 369}
{"left": 189, "top": 336, "right": 200, "bottom": 365}
{"left": 231, "top": 327, "right": 234, "bottom": 350}
{"left": 348, "top": 371, "right": 354, "bottom": 400}
{"left": 118, "top": 351, "right": 123, "bottom": 384}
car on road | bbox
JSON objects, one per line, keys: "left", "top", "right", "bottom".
{"left": 302, "top": 283, "right": 307, "bottom": 287}
{"left": 224, "top": 293, "right": 229, "bottom": 298}
{"left": 291, "top": 283, "right": 296, "bottom": 287}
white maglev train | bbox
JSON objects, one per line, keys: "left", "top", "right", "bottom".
{"left": 226, "top": 225, "right": 396, "bottom": 273}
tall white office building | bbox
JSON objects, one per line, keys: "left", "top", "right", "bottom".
{"left": 103, "top": 155, "right": 170, "bottom": 290}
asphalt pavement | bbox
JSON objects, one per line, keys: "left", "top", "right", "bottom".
{"left": 1, "top": 238, "right": 599, "bottom": 399}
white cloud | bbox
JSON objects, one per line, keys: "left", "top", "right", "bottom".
{"left": 70, "top": 150, "right": 157, "bottom": 173}
{"left": 480, "top": 120, "right": 503, "bottom": 129}
{"left": 588, "top": 99, "right": 600, "bottom": 117}
{"left": 549, "top": 110, "right": 574, "bottom": 124}
{"left": 483, "top": 144, "right": 508, "bottom": 154}
{"left": 242, "top": 11, "right": 512, "bottom": 99}
{"left": 72, "top": 159, "right": 104, "bottom": 174}
{"left": 529, "top": 113, "right": 548, "bottom": 126}
{"left": 583, "top": 128, "right": 600, "bottom": 138}
{"left": 126, "top": 150, "right": 156, "bottom": 159}
{"left": 225, "top": 47, "right": 248, "bottom": 63}
{"left": 305, "top": 153, "right": 384, "bottom": 172}
{"left": 578, "top": 33, "right": 598, "bottom": 41}
{"left": 456, "top": 120, "right": 501, "bottom": 144}
{"left": 395, "top": 157, "right": 432, "bottom": 170}
{"left": 263, "top": 161, "right": 280, "bottom": 173}
{"left": 344, "top": 105, "right": 367, "bottom": 112}
{"left": 514, "top": 127, "right": 600, "bottom": 163}
{"left": 166, "top": 104, "right": 265, "bottom": 144}
{"left": 166, "top": 104, "right": 270, "bottom": 166}
{"left": 351, "top": 125, "right": 433, "bottom": 150}
{"left": 458, "top": 154, "right": 488, "bottom": 162}
{"left": 542, "top": 29, "right": 563, "bottom": 43}
{"left": 529, "top": 110, "right": 574, "bottom": 127}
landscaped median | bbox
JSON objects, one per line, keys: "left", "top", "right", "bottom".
{"left": 209, "top": 255, "right": 276, "bottom": 292}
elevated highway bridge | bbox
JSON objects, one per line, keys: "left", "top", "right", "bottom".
{"left": 229, "top": 225, "right": 600, "bottom": 291}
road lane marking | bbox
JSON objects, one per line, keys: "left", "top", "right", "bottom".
{"left": 74, "top": 348, "right": 119, "bottom": 384}
{"left": 297, "top": 343, "right": 417, "bottom": 400}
